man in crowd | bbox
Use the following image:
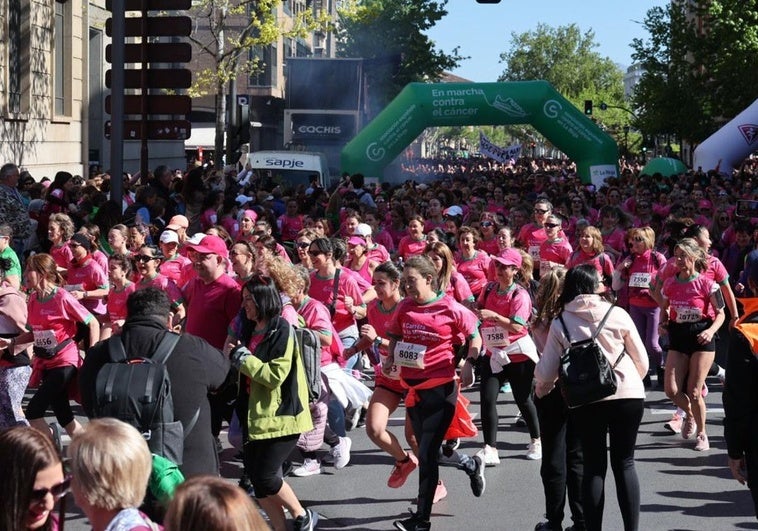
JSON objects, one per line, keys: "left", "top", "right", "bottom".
{"left": 79, "top": 287, "right": 229, "bottom": 477}
{"left": 0, "top": 163, "right": 32, "bottom": 261}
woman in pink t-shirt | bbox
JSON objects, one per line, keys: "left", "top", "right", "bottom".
{"left": 384, "top": 255, "right": 485, "bottom": 531}
{"left": 476, "top": 214, "right": 500, "bottom": 256}
{"left": 425, "top": 241, "right": 474, "bottom": 307}
{"left": 455, "top": 226, "right": 491, "bottom": 297}
{"left": 47, "top": 213, "right": 75, "bottom": 273}
{"left": 15, "top": 254, "right": 98, "bottom": 442}
{"left": 344, "top": 262, "right": 420, "bottom": 488}
{"left": 566, "top": 225, "right": 614, "bottom": 290}
{"left": 396, "top": 215, "right": 428, "bottom": 262}
{"left": 539, "top": 214, "right": 573, "bottom": 279}
{"left": 476, "top": 248, "right": 540, "bottom": 464}
{"left": 134, "top": 245, "right": 185, "bottom": 322}
{"left": 612, "top": 227, "right": 667, "bottom": 384}
{"left": 102, "top": 253, "right": 136, "bottom": 340}
{"left": 660, "top": 238, "right": 725, "bottom": 451}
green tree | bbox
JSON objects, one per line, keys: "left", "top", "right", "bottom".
{"left": 497, "top": 23, "right": 626, "bottom": 149}
{"left": 336, "top": 0, "right": 465, "bottom": 117}
{"left": 632, "top": 1, "right": 758, "bottom": 148}
{"left": 188, "top": 0, "right": 325, "bottom": 168}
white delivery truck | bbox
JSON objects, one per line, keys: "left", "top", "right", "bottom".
{"left": 246, "top": 150, "right": 332, "bottom": 190}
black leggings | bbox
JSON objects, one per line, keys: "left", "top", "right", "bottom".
{"left": 243, "top": 433, "right": 299, "bottom": 498}
{"left": 407, "top": 380, "right": 457, "bottom": 521}
{"left": 570, "top": 398, "right": 644, "bottom": 531}
{"left": 25, "top": 366, "right": 78, "bottom": 427}
{"left": 535, "top": 386, "right": 584, "bottom": 529}
{"left": 479, "top": 358, "right": 540, "bottom": 442}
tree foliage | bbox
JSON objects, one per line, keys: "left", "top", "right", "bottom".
{"left": 188, "top": 0, "right": 327, "bottom": 167}
{"left": 496, "top": 23, "right": 626, "bottom": 151}
{"left": 335, "top": 0, "right": 465, "bottom": 116}
{"left": 498, "top": 23, "right": 624, "bottom": 104}
{"left": 631, "top": 0, "right": 758, "bottom": 145}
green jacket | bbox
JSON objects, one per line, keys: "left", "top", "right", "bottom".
{"left": 239, "top": 316, "right": 313, "bottom": 440}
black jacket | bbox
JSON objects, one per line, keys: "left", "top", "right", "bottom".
{"left": 724, "top": 309, "right": 758, "bottom": 460}
{"left": 80, "top": 317, "right": 230, "bottom": 478}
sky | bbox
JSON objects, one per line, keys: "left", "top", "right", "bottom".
{"left": 425, "top": 0, "right": 669, "bottom": 83}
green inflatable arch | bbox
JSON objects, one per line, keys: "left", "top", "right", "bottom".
{"left": 341, "top": 80, "right": 619, "bottom": 184}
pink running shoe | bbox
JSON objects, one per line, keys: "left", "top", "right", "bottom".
{"left": 694, "top": 432, "right": 710, "bottom": 451}
{"left": 682, "top": 416, "right": 696, "bottom": 440}
{"left": 664, "top": 413, "right": 683, "bottom": 434}
{"left": 388, "top": 453, "right": 418, "bottom": 489}
{"left": 433, "top": 480, "right": 448, "bottom": 503}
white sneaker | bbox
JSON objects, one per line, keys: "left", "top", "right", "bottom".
{"left": 331, "top": 436, "right": 352, "bottom": 469}
{"left": 526, "top": 439, "right": 542, "bottom": 460}
{"left": 475, "top": 445, "right": 500, "bottom": 466}
{"left": 292, "top": 458, "right": 321, "bottom": 477}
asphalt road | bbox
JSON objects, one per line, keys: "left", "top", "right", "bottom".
{"left": 53, "top": 374, "right": 757, "bottom": 530}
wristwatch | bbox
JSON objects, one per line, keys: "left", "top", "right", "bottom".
{"left": 373, "top": 336, "right": 382, "bottom": 348}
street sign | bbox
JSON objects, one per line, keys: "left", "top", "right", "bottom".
{"left": 105, "top": 94, "right": 191, "bottom": 115}
{"left": 105, "top": 119, "right": 191, "bottom": 140}
{"left": 105, "top": 69, "right": 192, "bottom": 89}
{"left": 106, "top": 16, "right": 192, "bottom": 37}
{"left": 106, "top": 42, "right": 192, "bottom": 63}
{"left": 106, "top": 0, "right": 191, "bottom": 10}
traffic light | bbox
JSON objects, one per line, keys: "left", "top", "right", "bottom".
{"left": 584, "top": 100, "right": 593, "bottom": 116}
{"left": 599, "top": 102, "right": 608, "bottom": 111}
{"left": 228, "top": 104, "right": 250, "bottom": 163}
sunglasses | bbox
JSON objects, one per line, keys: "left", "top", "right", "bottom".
{"left": 296, "top": 242, "right": 311, "bottom": 249}
{"left": 480, "top": 221, "right": 494, "bottom": 228}
{"left": 544, "top": 223, "right": 560, "bottom": 228}
{"left": 533, "top": 208, "right": 549, "bottom": 214}
{"left": 31, "top": 476, "right": 71, "bottom": 502}
{"left": 134, "top": 255, "right": 156, "bottom": 263}
{"left": 307, "top": 250, "right": 324, "bottom": 257}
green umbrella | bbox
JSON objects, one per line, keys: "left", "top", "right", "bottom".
{"left": 641, "top": 157, "right": 688, "bottom": 177}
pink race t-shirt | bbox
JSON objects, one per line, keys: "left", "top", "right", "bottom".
{"left": 387, "top": 293, "right": 479, "bottom": 380}
{"left": 447, "top": 270, "right": 474, "bottom": 303}
{"left": 65, "top": 258, "right": 109, "bottom": 316}
{"left": 160, "top": 254, "right": 192, "bottom": 287}
{"left": 625, "top": 250, "right": 666, "bottom": 308}
{"left": 661, "top": 273, "right": 717, "bottom": 323}
{"left": 477, "top": 282, "right": 531, "bottom": 361}
{"left": 566, "top": 250, "right": 613, "bottom": 280}
{"left": 182, "top": 274, "right": 241, "bottom": 350}
{"left": 297, "top": 296, "right": 341, "bottom": 366}
{"left": 396, "top": 236, "right": 428, "bottom": 261}
{"left": 278, "top": 214, "right": 304, "bottom": 242}
{"left": 50, "top": 244, "right": 73, "bottom": 269}
{"left": 308, "top": 270, "right": 365, "bottom": 334}
{"left": 107, "top": 281, "right": 137, "bottom": 322}
{"left": 137, "top": 274, "right": 184, "bottom": 309}
{"left": 539, "top": 238, "right": 573, "bottom": 274}
{"left": 477, "top": 238, "right": 500, "bottom": 256}
{"left": 367, "top": 298, "right": 404, "bottom": 393}
{"left": 455, "top": 251, "right": 491, "bottom": 296}
{"left": 601, "top": 228, "right": 627, "bottom": 255}
{"left": 517, "top": 223, "right": 547, "bottom": 262}
{"left": 27, "top": 288, "right": 93, "bottom": 371}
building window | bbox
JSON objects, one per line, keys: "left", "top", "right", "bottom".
{"left": 8, "top": 0, "right": 30, "bottom": 115}
{"left": 249, "top": 44, "right": 277, "bottom": 87}
{"left": 54, "top": 0, "right": 71, "bottom": 117}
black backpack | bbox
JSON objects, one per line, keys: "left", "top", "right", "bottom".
{"left": 93, "top": 332, "right": 197, "bottom": 465}
{"left": 293, "top": 318, "right": 322, "bottom": 403}
{"left": 557, "top": 306, "right": 626, "bottom": 408}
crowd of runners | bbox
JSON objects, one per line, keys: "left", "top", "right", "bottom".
{"left": 1, "top": 154, "right": 758, "bottom": 530}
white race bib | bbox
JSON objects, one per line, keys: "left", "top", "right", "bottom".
{"left": 628, "top": 272, "right": 651, "bottom": 288}
{"left": 481, "top": 325, "right": 510, "bottom": 349}
{"left": 64, "top": 283, "right": 84, "bottom": 292}
{"left": 675, "top": 306, "right": 702, "bottom": 323}
{"left": 394, "top": 341, "right": 426, "bottom": 369}
{"left": 528, "top": 245, "right": 540, "bottom": 260}
{"left": 33, "top": 329, "right": 58, "bottom": 349}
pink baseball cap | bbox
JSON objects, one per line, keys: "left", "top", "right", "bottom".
{"left": 347, "top": 236, "right": 366, "bottom": 247}
{"left": 184, "top": 234, "right": 228, "bottom": 259}
{"left": 491, "top": 248, "right": 522, "bottom": 268}
{"left": 242, "top": 209, "right": 258, "bottom": 222}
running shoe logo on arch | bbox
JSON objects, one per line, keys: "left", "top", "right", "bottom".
{"left": 543, "top": 99, "right": 562, "bottom": 119}
{"left": 489, "top": 95, "right": 527, "bottom": 118}
{"left": 366, "top": 142, "right": 386, "bottom": 162}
